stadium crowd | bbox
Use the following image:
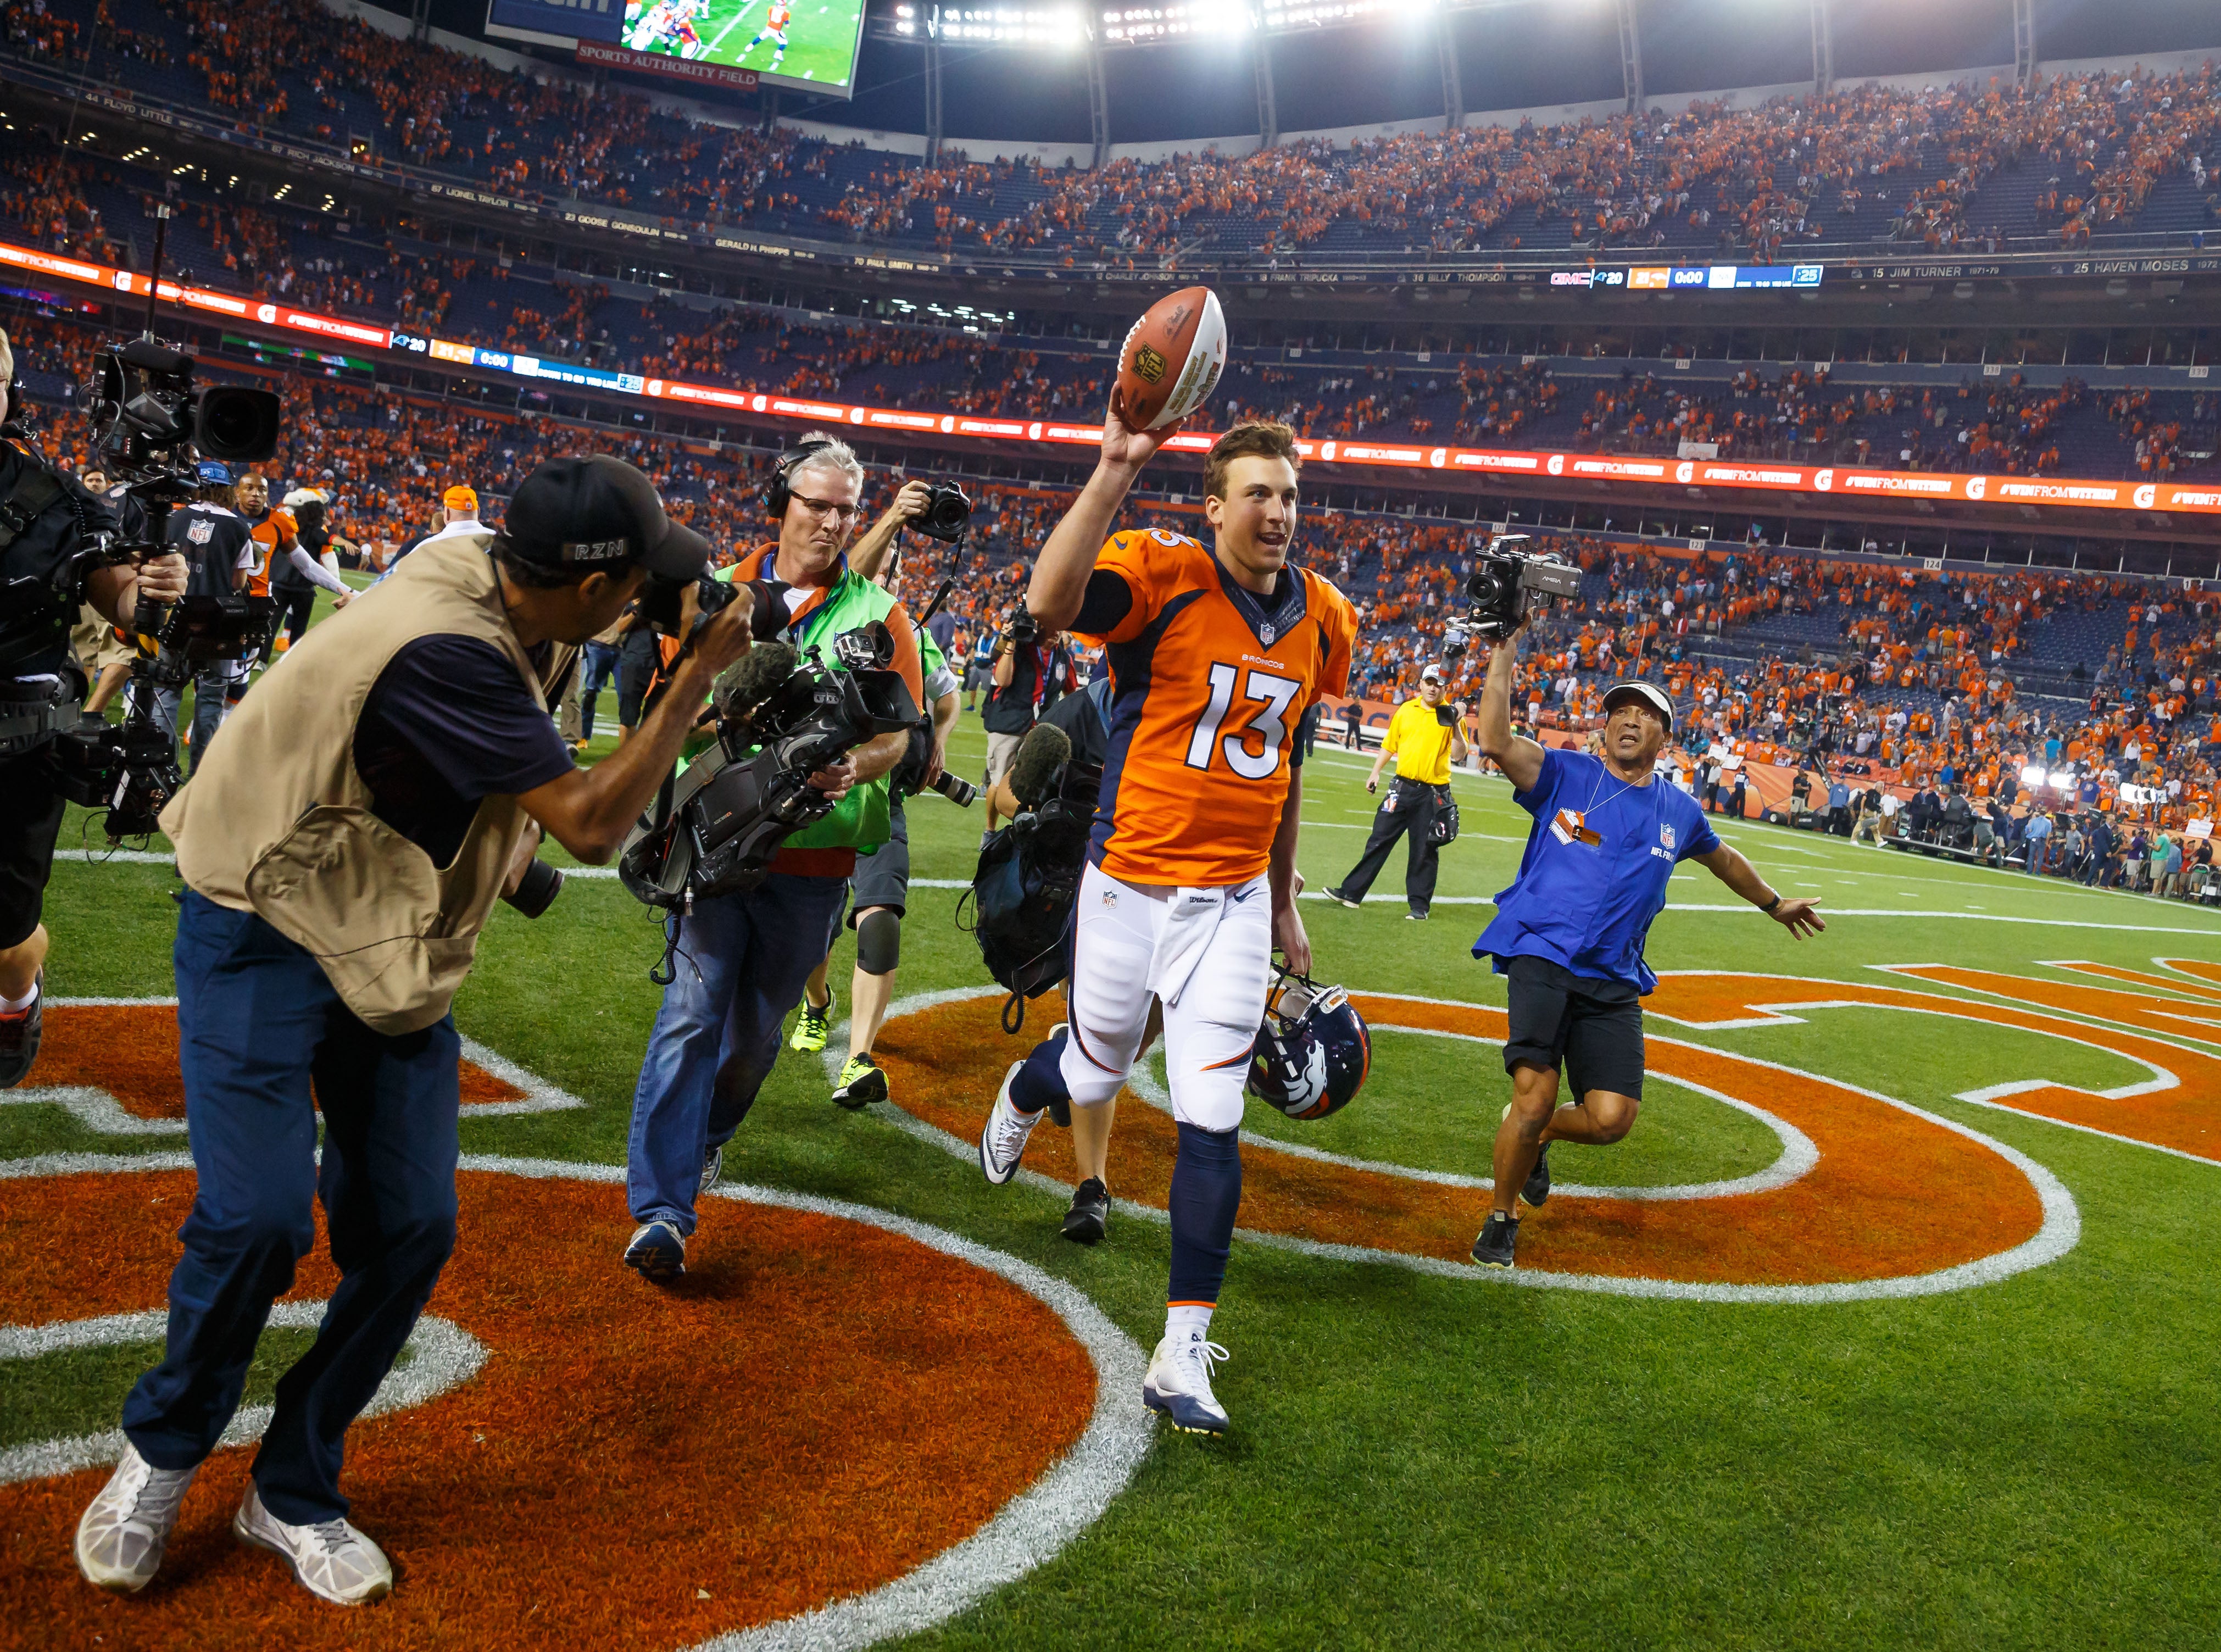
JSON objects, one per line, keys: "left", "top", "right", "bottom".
{"left": 10, "top": 141, "right": 2217, "bottom": 481}
{"left": 10, "top": 0, "right": 2221, "bottom": 264}
{"left": 16, "top": 296, "right": 2214, "bottom": 890}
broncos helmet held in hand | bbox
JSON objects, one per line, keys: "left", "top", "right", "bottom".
{"left": 1247, "top": 969, "right": 1370, "bottom": 1121}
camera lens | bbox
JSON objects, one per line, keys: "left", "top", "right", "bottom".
{"left": 502, "top": 858, "right": 564, "bottom": 919}
{"left": 191, "top": 386, "right": 282, "bottom": 463}
{"left": 930, "top": 770, "right": 979, "bottom": 808}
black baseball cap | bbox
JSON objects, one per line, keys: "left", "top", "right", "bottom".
{"left": 497, "top": 455, "right": 708, "bottom": 580}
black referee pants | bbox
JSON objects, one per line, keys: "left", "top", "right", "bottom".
{"left": 1335, "top": 777, "right": 1439, "bottom": 915}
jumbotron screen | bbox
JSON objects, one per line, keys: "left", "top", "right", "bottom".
{"left": 487, "top": 0, "right": 865, "bottom": 97}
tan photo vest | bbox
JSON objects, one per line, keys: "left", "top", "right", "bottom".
{"left": 163, "top": 535, "right": 571, "bottom": 1034}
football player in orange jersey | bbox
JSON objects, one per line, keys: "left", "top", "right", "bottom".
{"left": 977, "top": 411, "right": 1356, "bottom": 1437}
{"left": 744, "top": 0, "right": 792, "bottom": 70}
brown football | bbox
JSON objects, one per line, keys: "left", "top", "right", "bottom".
{"left": 1115, "top": 286, "right": 1228, "bottom": 431}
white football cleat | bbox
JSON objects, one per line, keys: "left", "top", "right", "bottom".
{"left": 978, "top": 1061, "right": 1042, "bottom": 1186}
{"left": 75, "top": 1441, "right": 199, "bottom": 1593}
{"left": 233, "top": 1481, "right": 393, "bottom": 1605}
{"left": 1143, "top": 1330, "right": 1231, "bottom": 1436}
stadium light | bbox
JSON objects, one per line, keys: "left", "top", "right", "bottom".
{"left": 2019, "top": 765, "right": 2047, "bottom": 787}
{"left": 919, "top": 4, "right": 1090, "bottom": 44}
{"left": 1255, "top": 0, "right": 1409, "bottom": 30}
{"left": 2049, "top": 770, "right": 2077, "bottom": 789}
{"left": 1101, "top": 1, "right": 1256, "bottom": 43}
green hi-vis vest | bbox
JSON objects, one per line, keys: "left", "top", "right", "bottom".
{"left": 715, "top": 563, "right": 901, "bottom": 854}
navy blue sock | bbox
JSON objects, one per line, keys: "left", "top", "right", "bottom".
{"left": 1009, "top": 1033, "right": 1069, "bottom": 1116}
{"left": 1167, "top": 1122, "right": 1243, "bottom": 1307}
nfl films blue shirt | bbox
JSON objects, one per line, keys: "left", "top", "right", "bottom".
{"left": 1474, "top": 747, "right": 1720, "bottom": 994}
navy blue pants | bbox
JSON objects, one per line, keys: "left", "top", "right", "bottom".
{"left": 121, "top": 890, "right": 460, "bottom": 1526}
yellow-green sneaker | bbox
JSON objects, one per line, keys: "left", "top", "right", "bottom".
{"left": 789, "top": 998, "right": 831, "bottom": 1054}
{"left": 832, "top": 1053, "right": 889, "bottom": 1110}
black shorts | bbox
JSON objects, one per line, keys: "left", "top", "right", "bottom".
{"left": 847, "top": 802, "right": 910, "bottom": 925}
{"left": 0, "top": 750, "right": 68, "bottom": 951}
{"left": 1501, "top": 954, "right": 1645, "bottom": 1100}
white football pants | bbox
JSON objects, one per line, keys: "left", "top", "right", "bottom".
{"left": 1057, "top": 860, "right": 1273, "bottom": 1132}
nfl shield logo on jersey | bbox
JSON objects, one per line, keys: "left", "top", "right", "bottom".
{"left": 1660, "top": 823, "right": 1676, "bottom": 851}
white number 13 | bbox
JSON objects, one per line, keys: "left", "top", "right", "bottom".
{"left": 1184, "top": 663, "right": 1300, "bottom": 780}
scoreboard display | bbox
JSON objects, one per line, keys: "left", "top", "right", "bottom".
{"left": 487, "top": 0, "right": 866, "bottom": 96}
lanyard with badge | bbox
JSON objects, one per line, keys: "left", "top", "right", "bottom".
{"left": 1551, "top": 767, "right": 1658, "bottom": 850}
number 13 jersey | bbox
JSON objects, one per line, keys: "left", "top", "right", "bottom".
{"left": 1073, "top": 529, "right": 1355, "bottom": 888}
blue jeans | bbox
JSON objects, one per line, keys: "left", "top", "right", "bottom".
{"left": 577, "top": 639, "right": 620, "bottom": 742}
{"left": 121, "top": 891, "right": 460, "bottom": 1525}
{"left": 2023, "top": 838, "right": 2046, "bottom": 874}
{"left": 126, "top": 653, "right": 237, "bottom": 774}
{"left": 626, "top": 872, "right": 849, "bottom": 1236}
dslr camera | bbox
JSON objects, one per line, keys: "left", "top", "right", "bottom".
{"left": 619, "top": 622, "right": 920, "bottom": 909}
{"left": 911, "top": 480, "right": 972, "bottom": 544}
{"left": 1460, "top": 533, "right": 1583, "bottom": 643}
{"left": 636, "top": 569, "right": 780, "bottom": 638}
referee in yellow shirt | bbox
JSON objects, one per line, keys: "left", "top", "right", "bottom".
{"left": 1325, "top": 664, "right": 1468, "bottom": 920}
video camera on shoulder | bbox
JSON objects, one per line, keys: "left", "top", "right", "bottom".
{"left": 1459, "top": 533, "right": 1583, "bottom": 644}
{"left": 42, "top": 340, "right": 283, "bottom": 841}
{"left": 618, "top": 621, "right": 920, "bottom": 909}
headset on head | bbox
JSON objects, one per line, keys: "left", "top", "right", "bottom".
{"left": 765, "top": 438, "right": 834, "bottom": 521}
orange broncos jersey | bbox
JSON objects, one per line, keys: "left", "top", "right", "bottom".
{"left": 244, "top": 508, "right": 297, "bottom": 598}
{"left": 1078, "top": 529, "right": 1355, "bottom": 888}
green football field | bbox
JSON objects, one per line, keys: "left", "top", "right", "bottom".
{"left": 10, "top": 591, "right": 2221, "bottom": 1648}
{"left": 660, "top": 0, "right": 864, "bottom": 88}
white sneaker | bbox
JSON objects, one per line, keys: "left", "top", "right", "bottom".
{"left": 977, "top": 1061, "right": 1042, "bottom": 1186}
{"left": 1143, "top": 1330, "right": 1231, "bottom": 1436}
{"left": 75, "top": 1442, "right": 199, "bottom": 1593}
{"left": 233, "top": 1482, "right": 393, "bottom": 1605}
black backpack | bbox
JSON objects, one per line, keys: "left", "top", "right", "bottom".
{"left": 960, "top": 799, "right": 1092, "bottom": 1031}
{"left": 960, "top": 676, "right": 1110, "bottom": 1031}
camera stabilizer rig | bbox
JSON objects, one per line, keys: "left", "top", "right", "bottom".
{"left": 1439, "top": 533, "right": 1584, "bottom": 663}
{"left": 618, "top": 619, "right": 921, "bottom": 917}
{"left": 34, "top": 205, "right": 284, "bottom": 839}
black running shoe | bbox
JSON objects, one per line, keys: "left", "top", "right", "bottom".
{"left": 1470, "top": 1211, "right": 1520, "bottom": 1269}
{"left": 1323, "top": 887, "right": 1361, "bottom": 910}
{"left": 0, "top": 970, "right": 42, "bottom": 1089}
{"left": 1062, "top": 1178, "right": 1109, "bottom": 1245}
{"left": 1521, "top": 1142, "right": 1551, "bottom": 1208}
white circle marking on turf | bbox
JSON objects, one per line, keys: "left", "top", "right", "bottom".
{"left": 854, "top": 986, "right": 2081, "bottom": 1305}
{"left": 0, "top": 1298, "right": 486, "bottom": 1487}
{"left": 1123, "top": 1031, "right": 1817, "bottom": 1202}
{"left": 0, "top": 1152, "right": 1150, "bottom": 1652}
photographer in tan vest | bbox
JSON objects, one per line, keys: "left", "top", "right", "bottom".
{"left": 74, "top": 457, "right": 756, "bottom": 1608}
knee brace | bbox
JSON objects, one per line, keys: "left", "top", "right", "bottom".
{"left": 855, "top": 907, "right": 902, "bottom": 977}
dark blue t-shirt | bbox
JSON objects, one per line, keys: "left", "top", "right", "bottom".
{"left": 1474, "top": 747, "right": 1719, "bottom": 994}
{"left": 353, "top": 635, "right": 574, "bottom": 866}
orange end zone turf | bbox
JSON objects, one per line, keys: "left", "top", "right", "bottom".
{"left": 872, "top": 985, "right": 2053, "bottom": 1288}
{"left": 0, "top": 1167, "right": 1096, "bottom": 1648}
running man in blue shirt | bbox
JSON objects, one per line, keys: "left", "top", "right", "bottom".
{"left": 1471, "top": 620, "right": 1825, "bottom": 1269}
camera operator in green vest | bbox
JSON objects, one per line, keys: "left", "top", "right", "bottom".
{"left": 74, "top": 457, "right": 756, "bottom": 1607}
{"left": 622, "top": 433, "right": 926, "bottom": 1283}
